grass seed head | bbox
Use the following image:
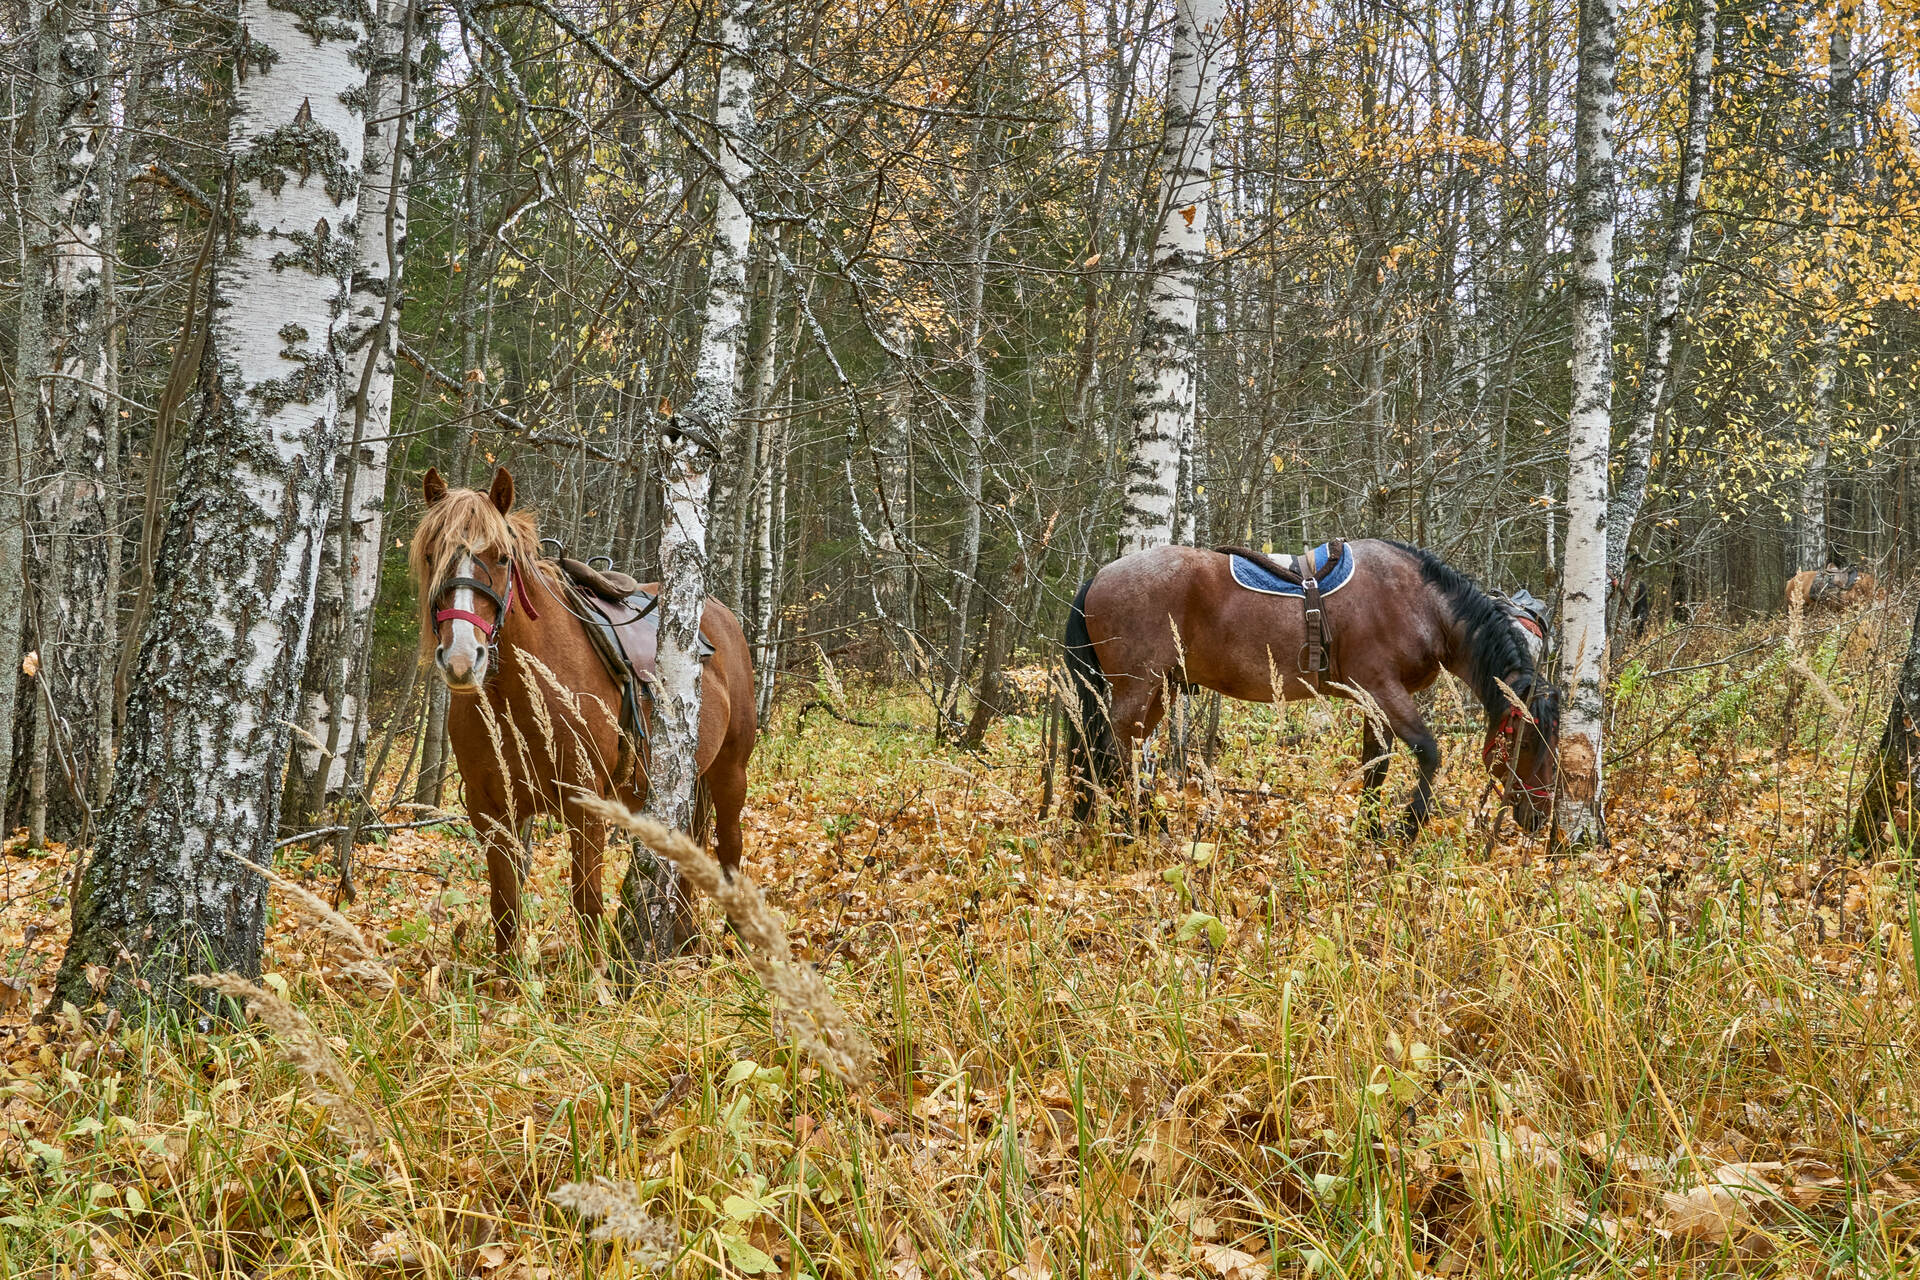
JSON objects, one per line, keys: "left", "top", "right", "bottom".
{"left": 549, "top": 1176, "right": 677, "bottom": 1267}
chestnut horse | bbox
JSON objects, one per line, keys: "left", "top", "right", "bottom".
{"left": 410, "top": 467, "right": 756, "bottom": 959}
{"left": 1063, "top": 540, "right": 1560, "bottom": 835}
{"left": 1785, "top": 564, "right": 1877, "bottom": 616}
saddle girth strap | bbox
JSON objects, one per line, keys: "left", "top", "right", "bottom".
{"left": 1297, "top": 544, "right": 1325, "bottom": 690}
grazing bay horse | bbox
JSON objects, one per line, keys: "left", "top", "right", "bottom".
{"left": 411, "top": 467, "right": 757, "bottom": 959}
{"left": 1063, "top": 540, "right": 1560, "bottom": 835}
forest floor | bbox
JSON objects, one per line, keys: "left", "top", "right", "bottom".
{"left": 3, "top": 603, "right": 1920, "bottom": 1278}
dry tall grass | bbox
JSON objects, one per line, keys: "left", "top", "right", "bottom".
{"left": 3, "top": 606, "right": 1918, "bottom": 1277}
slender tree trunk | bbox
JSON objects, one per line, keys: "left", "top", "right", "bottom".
{"left": 727, "top": 241, "right": 780, "bottom": 606}
{"left": 54, "top": 0, "right": 365, "bottom": 1012}
{"left": 417, "top": 65, "right": 488, "bottom": 811}
{"left": 1608, "top": 0, "right": 1716, "bottom": 582}
{"left": 1118, "top": 0, "right": 1225, "bottom": 555}
{"left": 1800, "top": 17, "right": 1855, "bottom": 572}
{"left": 1, "top": 0, "right": 59, "bottom": 823}
{"left": 16, "top": 0, "right": 118, "bottom": 846}
{"left": 753, "top": 381, "right": 788, "bottom": 722}
{"left": 617, "top": 0, "right": 756, "bottom": 963}
{"left": 1068, "top": 0, "right": 1145, "bottom": 427}
{"left": 943, "top": 124, "right": 999, "bottom": 723}
{"left": 290, "top": 0, "right": 417, "bottom": 828}
{"left": 707, "top": 246, "right": 761, "bottom": 607}
{"left": 1557, "top": 0, "right": 1619, "bottom": 842}
{"left": 877, "top": 313, "right": 914, "bottom": 652}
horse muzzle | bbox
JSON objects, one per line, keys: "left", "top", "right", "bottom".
{"left": 435, "top": 642, "right": 490, "bottom": 690}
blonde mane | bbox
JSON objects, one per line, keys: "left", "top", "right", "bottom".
{"left": 409, "top": 487, "right": 547, "bottom": 655}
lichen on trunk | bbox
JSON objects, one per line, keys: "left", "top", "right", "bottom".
{"left": 53, "top": 0, "right": 367, "bottom": 1014}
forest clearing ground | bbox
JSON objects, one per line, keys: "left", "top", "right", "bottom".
{"left": 3, "top": 609, "right": 1920, "bottom": 1277}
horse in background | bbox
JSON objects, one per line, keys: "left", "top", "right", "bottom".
{"left": 1062, "top": 540, "right": 1559, "bottom": 836}
{"left": 410, "top": 467, "right": 757, "bottom": 961}
{"left": 1785, "top": 561, "right": 1878, "bottom": 617}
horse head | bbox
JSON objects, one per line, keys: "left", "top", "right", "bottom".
{"left": 411, "top": 467, "right": 540, "bottom": 691}
{"left": 1484, "top": 675, "right": 1560, "bottom": 832}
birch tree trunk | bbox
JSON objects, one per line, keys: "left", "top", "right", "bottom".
{"left": 753, "top": 382, "right": 788, "bottom": 722}
{"left": 707, "top": 248, "right": 760, "bottom": 607}
{"left": 1800, "top": 18, "right": 1854, "bottom": 571}
{"left": 1557, "top": 0, "right": 1619, "bottom": 843}
{"left": 878, "top": 313, "right": 914, "bottom": 650}
{"left": 290, "top": 0, "right": 416, "bottom": 827}
{"left": 616, "top": 0, "right": 756, "bottom": 964}
{"left": 17, "top": 0, "right": 115, "bottom": 844}
{"left": 54, "top": 0, "right": 365, "bottom": 1012}
{"left": 1118, "top": 0, "right": 1224, "bottom": 556}
{"left": 1, "top": 0, "right": 59, "bottom": 823}
{"left": 416, "top": 68, "right": 488, "bottom": 811}
{"left": 723, "top": 246, "right": 778, "bottom": 607}
{"left": 1607, "top": 0, "right": 1716, "bottom": 582}
{"left": 943, "top": 128, "right": 998, "bottom": 724}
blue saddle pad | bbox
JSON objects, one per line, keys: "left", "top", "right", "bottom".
{"left": 1229, "top": 544, "right": 1356, "bottom": 598}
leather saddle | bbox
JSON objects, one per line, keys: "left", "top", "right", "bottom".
{"left": 1810, "top": 564, "right": 1860, "bottom": 602}
{"left": 552, "top": 552, "right": 714, "bottom": 748}
{"left": 1215, "top": 540, "right": 1347, "bottom": 690}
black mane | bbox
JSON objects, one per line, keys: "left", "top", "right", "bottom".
{"left": 1385, "top": 541, "right": 1539, "bottom": 723}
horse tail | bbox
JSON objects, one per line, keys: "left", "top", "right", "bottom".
{"left": 691, "top": 774, "right": 712, "bottom": 848}
{"left": 1062, "top": 578, "right": 1119, "bottom": 822}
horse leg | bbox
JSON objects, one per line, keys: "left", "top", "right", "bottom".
{"left": 476, "top": 807, "right": 526, "bottom": 966}
{"left": 1374, "top": 688, "right": 1442, "bottom": 839}
{"left": 1113, "top": 678, "right": 1167, "bottom": 827}
{"left": 569, "top": 816, "right": 606, "bottom": 960}
{"left": 1357, "top": 717, "right": 1393, "bottom": 840}
{"left": 706, "top": 752, "right": 749, "bottom": 876}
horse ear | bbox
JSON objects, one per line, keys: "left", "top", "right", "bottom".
{"left": 489, "top": 466, "right": 515, "bottom": 515}
{"left": 423, "top": 468, "right": 446, "bottom": 506}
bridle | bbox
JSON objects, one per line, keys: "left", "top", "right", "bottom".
{"left": 1483, "top": 704, "right": 1554, "bottom": 803}
{"left": 433, "top": 555, "right": 541, "bottom": 647}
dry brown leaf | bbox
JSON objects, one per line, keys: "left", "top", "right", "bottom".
{"left": 1191, "top": 1241, "right": 1269, "bottom": 1280}
{"left": 1659, "top": 1183, "right": 1745, "bottom": 1241}
{"left": 1006, "top": 1239, "right": 1052, "bottom": 1280}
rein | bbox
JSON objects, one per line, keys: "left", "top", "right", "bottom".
{"left": 434, "top": 558, "right": 542, "bottom": 643}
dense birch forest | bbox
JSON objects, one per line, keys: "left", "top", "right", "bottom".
{"left": 12, "top": 0, "right": 1920, "bottom": 1273}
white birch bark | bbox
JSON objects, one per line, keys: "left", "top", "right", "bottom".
{"left": 753, "top": 383, "right": 788, "bottom": 723}
{"left": 1557, "top": 0, "right": 1619, "bottom": 842}
{"left": 55, "top": 0, "right": 365, "bottom": 1010}
{"left": 1118, "top": 0, "right": 1225, "bottom": 556}
{"left": 16, "top": 0, "right": 115, "bottom": 842}
{"left": 878, "top": 313, "right": 914, "bottom": 637}
{"left": 1, "top": 0, "right": 58, "bottom": 823}
{"left": 1607, "top": 0, "right": 1716, "bottom": 582}
{"left": 721, "top": 257, "right": 772, "bottom": 606}
{"left": 618, "top": 0, "right": 755, "bottom": 959}
{"left": 736, "top": 250, "right": 782, "bottom": 620}
{"left": 1800, "top": 18, "right": 1854, "bottom": 571}
{"left": 294, "top": 0, "right": 416, "bottom": 813}
{"left": 943, "top": 137, "right": 997, "bottom": 723}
